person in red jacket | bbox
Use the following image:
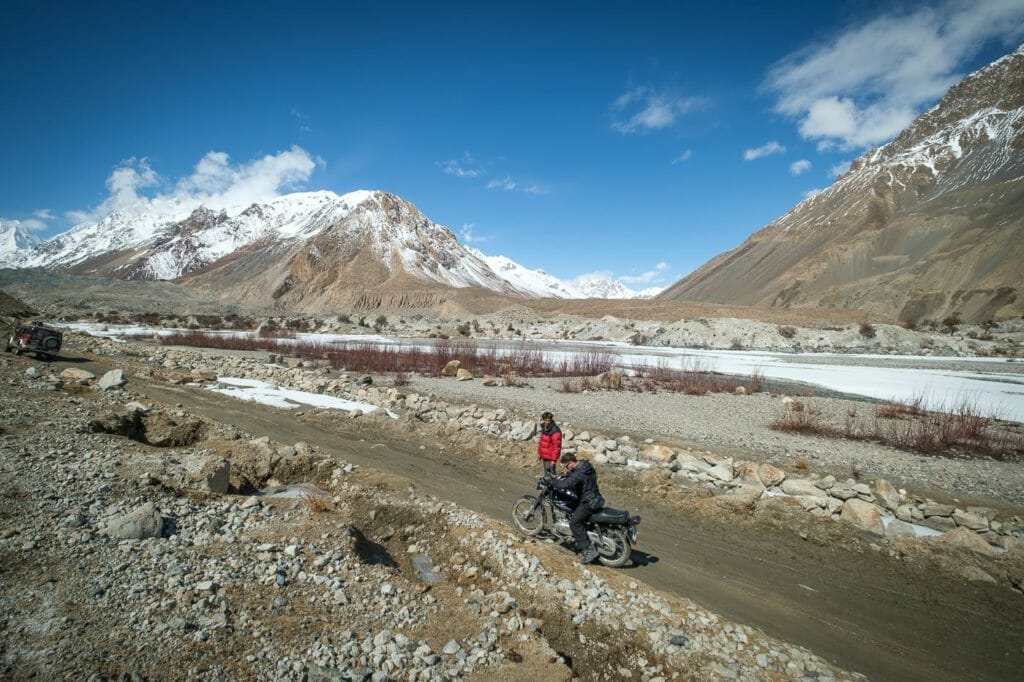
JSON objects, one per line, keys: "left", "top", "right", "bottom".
{"left": 537, "top": 411, "right": 562, "bottom": 476}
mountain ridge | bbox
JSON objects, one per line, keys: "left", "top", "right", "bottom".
{"left": 0, "top": 190, "right": 656, "bottom": 303}
{"left": 657, "top": 43, "right": 1024, "bottom": 323}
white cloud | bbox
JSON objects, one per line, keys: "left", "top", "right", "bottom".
{"left": 830, "top": 160, "right": 852, "bottom": 178}
{"left": 620, "top": 261, "right": 670, "bottom": 285}
{"left": 610, "top": 85, "right": 703, "bottom": 134}
{"left": 672, "top": 149, "right": 693, "bottom": 164}
{"left": 485, "top": 176, "right": 548, "bottom": 194}
{"left": 66, "top": 146, "right": 319, "bottom": 224}
{"left": 766, "top": 0, "right": 1024, "bottom": 149}
{"left": 803, "top": 188, "right": 824, "bottom": 199}
{"left": 571, "top": 270, "right": 616, "bottom": 286}
{"left": 743, "top": 141, "right": 786, "bottom": 161}
{"left": 33, "top": 209, "right": 55, "bottom": 220}
{"left": 459, "top": 224, "right": 487, "bottom": 244}
{"left": 790, "top": 159, "right": 812, "bottom": 175}
{"left": 1, "top": 217, "right": 47, "bottom": 232}
{"left": 437, "top": 152, "right": 481, "bottom": 178}
{"left": 486, "top": 177, "right": 517, "bottom": 191}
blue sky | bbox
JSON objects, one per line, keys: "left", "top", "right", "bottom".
{"left": 3, "top": 0, "right": 1023, "bottom": 288}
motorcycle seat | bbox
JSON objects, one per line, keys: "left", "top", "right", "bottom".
{"left": 591, "top": 507, "right": 629, "bottom": 524}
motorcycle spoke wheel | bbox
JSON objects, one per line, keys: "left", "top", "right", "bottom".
{"left": 511, "top": 496, "right": 543, "bottom": 536}
{"left": 596, "top": 528, "right": 631, "bottom": 568}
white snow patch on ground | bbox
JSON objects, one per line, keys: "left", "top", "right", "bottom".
{"left": 207, "top": 376, "right": 396, "bottom": 416}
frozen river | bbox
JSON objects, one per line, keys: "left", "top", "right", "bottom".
{"left": 69, "top": 325, "right": 1024, "bottom": 423}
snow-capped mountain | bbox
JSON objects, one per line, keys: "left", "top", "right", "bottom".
{"left": 659, "top": 43, "right": 1024, "bottom": 323}
{"left": 470, "top": 249, "right": 661, "bottom": 299}
{"left": 1, "top": 189, "right": 655, "bottom": 306}
{"left": 0, "top": 221, "right": 42, "bottom": 258}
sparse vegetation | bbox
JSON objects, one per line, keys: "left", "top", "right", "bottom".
{"left": 858, "top": 322, "right": 876, "bottom": 339}
{"left": 771, "top": 395, "right": 1024, "bottom": 460}
{"left": 300, "top": 490, "right": 334, "bottom": 514}
{"left": 777, "top": 325, "right": 797, "bottom": 339}
{"left": 941, "top": 313, "right": 962, "bottom": 335}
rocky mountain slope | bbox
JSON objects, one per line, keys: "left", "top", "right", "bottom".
{"left": 659, "top": 45, "right": 1024, "bottom": 323}
{"left": 0, "top": 191, "right": 651, "bottom": 305}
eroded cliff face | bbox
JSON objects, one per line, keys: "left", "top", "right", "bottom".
{"left": 659, "top": 46, "right": 1024, "bottom": 323}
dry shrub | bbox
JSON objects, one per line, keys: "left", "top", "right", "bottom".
{"left": 875, "top": 396, "right": 925, "bottom": 419}
{"left": 502, "top": 371, "right": 527, "bottom": 387}
{"left": 777, "top": 325, "right": 797, "bottom": 339}
{"left": 300, "top": 490, "right": 334, "bottom": 514}
{"left": 391, "top": 372, "right": 411, "bottom": 387}
{"left": 776, "top": 395, "right": 1024, "bottom": 461}
{"left": 770, "top": 402, "right": 834, "bottom": 436}
{"left": 556, "top": 377, "right": 579, "bottom": 393}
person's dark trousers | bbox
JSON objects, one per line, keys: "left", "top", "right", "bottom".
{"left": 542, "top": 460, "right": 557, "bottom": 476}
{"left": 569, "top": 504, "right": 594, "bottom": 551}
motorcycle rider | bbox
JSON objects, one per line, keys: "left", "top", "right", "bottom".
{"left": 551, "top": 453, "right": 604, "bottom": 564}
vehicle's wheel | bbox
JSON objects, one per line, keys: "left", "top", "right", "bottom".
{"left": 43, "top": 337, "right": 59, "bottom": 350}
{"left": 511, "top": 496, "right": 544, "bottom": 536}
{"left": 596, "top": 527, "right": 631, "bottom": 568}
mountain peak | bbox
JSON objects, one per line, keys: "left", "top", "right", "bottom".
{"left": 658, "top": 44, "right": 1024, "bottom": 323}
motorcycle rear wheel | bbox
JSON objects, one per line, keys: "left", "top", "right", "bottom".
{"left": 596, "top": 527, "right": 631, "bottom": 568}
{"left": 511, "top": 496, "right": 544, "bottom": 536}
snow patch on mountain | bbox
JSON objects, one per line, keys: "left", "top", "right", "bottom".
{"left": 0, "top": 222, "right": 42, "bottom": 264}
{"left": 2, "top": 188, "right": 658, "bottom": 299}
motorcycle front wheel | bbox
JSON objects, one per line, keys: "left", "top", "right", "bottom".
{"left": 511, "top": 496, "right": 544, "bottom": 536}
{"left": 596, "top": 527, "right": 631, "bottom": 568}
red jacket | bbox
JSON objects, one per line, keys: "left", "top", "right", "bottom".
{"left": 537, "top": 424, "right": 562, "bottom": 461}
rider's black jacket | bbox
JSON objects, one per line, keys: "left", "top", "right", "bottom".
{"left": 552, "top": 460, "right": 601, "bottom": 506}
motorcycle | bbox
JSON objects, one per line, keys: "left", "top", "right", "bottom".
{"left": 511, "top": 476, "right": 641, "bottom": 568}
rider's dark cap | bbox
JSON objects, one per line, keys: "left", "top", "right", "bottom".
{"left": 560, "top": 453, "right": 577, "bottom": 463}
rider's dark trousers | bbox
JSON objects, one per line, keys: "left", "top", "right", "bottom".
{"left": 569, "top": 504, "right": 594, "bottom": 551}
{"left": 542, "top": 459, "right": 557, "bottom": 476}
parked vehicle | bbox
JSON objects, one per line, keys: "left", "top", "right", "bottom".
{"left": 5, "top": 324, "right": 63, "bottom": 360}
{"left": 511, "top": 476, "right": 640, "bottom": 567}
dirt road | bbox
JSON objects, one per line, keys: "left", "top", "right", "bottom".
{"left": 106, "top": 372, "right": 1024, "bottom": 682}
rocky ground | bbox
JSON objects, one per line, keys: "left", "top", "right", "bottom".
{"left": 5, "top": 324, "right": 1024, "bottom": 680}
{"left": 1, "top": 338, "right": 870, "bottom": 680}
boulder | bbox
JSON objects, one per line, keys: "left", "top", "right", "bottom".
{"left": 921, "top": 516, "right": 956, "bottom": 532}
{"left": 706, "top": 457, "right": 734, "bottom": 482}
{"left": 508, "top": 421, "right": 536, "bottom": 441}
{"left": 840, "top": 499, "right": 885, "bottom": 535}
{"left": 101, "top": 502, "right": 164, "bottom": 540}
{"left": 923, "top": 503, "right": 955, "bottom": 518}
{"left": 757, "top": 463, "right": 786, "bottom": 487}
{"left": 884, "top": 519, "right": 916, "bottom": 538}
{"left": 874, "top": 479, "right": 900, "bottom": 511}
{"left": 674, "top": 452, "right": 711, "bottom": 474}
{"left": 456, "top": 368, "right": 473, "bottom": 381}
{"left": 734, "top": 386, "right": 747, "bottom": 395}
{"left": 61, "top": 367, "right": 95, "bottom": 383}
{"left": 941, "top": 527, "right": 998, "bottom": 556}
{"left": 482, "top": 375, "right": 499, "bottom": 386}
{"left": 828, "top": 485, "right": 859, "bottom": 501}
{"left": 781, "top": 478, "right": 828, "bottom": 498}
{"left": 441, "top": 360, "right": 461, "bottom": 377}
{"left": 640, "top": 444, "right": 676, "bottom": 463}
{"left": 734, "top": 462, "right": 764, "bottom": 490}
{"left": 952, "top": 510, "right": 990, "bottom": 532}
{"left": 595, "top": 371, "right": 621, "bottom": 389}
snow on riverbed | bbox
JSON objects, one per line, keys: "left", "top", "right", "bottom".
{"left": 66, "top": 323, "right": 1024, "bottom": 423}
{"left": 207, "top": 376, "right": 396, "bottom": 416}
